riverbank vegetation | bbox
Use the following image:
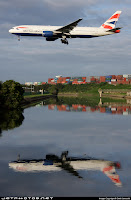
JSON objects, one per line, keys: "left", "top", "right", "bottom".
{"left": 0, "top": 80, "right": 24, "bottom": 109}
{"left": 1, "top": 80, "right": 131, "bottom": 110}
{"left": 33, "top": 82, "right": 131, "bottom": 97}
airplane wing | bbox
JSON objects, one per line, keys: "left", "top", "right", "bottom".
{"left": 57, "top": 162, "right": 83, "bottom": 179}
{"left": 55, "top": 18, "right": 82, "bottom": 34}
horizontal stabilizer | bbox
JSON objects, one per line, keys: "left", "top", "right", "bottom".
{"left": 106, "top": 27, "right": 122, "bottom": 32}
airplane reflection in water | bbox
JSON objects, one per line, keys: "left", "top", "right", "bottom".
{"left": 48, "top": 103, "right": 131, "bottom": 115}
{"left": 9, "top": 151, "right": 122, "bottom": 187}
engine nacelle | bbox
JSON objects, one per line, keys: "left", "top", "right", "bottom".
{"left": 43, "top": 31, "right": 53, "bottom": 37}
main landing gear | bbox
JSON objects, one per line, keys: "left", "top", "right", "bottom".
{"left": 61, "top": 36, "right": 69, "bottom": 45}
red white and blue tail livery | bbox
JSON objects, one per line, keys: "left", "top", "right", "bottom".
{"left": 9, "top": 11, "right": 122, "bottom": 45}
{"left": 100, "top": 11, "right": 122, "bottom": 30}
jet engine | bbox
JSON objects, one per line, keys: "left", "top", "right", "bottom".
{"left": 46, "top": 37, "right": 58, "bottom": 41}
{"left": 43, "top": 31, "right": 53, "bottom": 37}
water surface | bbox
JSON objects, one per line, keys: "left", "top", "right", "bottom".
{"left": 0, "top": 97, "right": 131, "bottom": 197}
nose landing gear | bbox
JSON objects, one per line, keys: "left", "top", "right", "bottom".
{"left": 18, "top": 36, "right": 20, "bottom": 41}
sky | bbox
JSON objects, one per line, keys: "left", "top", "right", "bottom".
{"left": 0, "top": 0, "right": 131, "bottom": 83}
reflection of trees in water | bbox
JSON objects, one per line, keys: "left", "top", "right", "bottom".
{"left": 0, "top": 108, "right": 24, "bottom": 135}
{"left": 45, "top": 96, "right": 127, "bottom": 107}
{"left": 57, "top": 97, "right": 100, "bottom": 106}
{"left": 44, "top": 96, "right": 100, "bottom": 107}
{"left": 0, "top": 128, "right": 2, "bottom": 137}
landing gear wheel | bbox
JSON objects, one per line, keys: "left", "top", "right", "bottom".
{"left": 18, "top": 36, "right": 20, "bottom": 41}
{"left": 61, "top": 38, "right": 69, "bottom": 45}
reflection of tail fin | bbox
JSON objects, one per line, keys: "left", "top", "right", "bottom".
{"left": 100, "top": 11, "right": 122, "bottom": 29}
{"left": 103, "top": 164, "right": 122, "bottom": 187}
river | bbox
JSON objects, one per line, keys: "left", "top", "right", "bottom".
{"left": 0, "top": 97, "right": 131, "bottom": 197}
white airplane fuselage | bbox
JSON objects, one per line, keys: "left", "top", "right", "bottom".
{"left": 9, "top": 160, "right": 114, "bottom": 172}
{"left": 9, "top": 25, "right": 116, "bottom": 38}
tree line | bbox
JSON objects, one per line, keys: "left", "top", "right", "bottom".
{"left": 0, "top": 80, "right": 24, "bottom": 109}
{"left": 33, "top": 82, "right": 131, "bottom": 94}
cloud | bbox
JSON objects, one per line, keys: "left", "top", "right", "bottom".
{"left": 0, "top": 0, "right": 131, "bottom": 82}
{"left": 43, "top": 0, "right": 98, "bottom": 8}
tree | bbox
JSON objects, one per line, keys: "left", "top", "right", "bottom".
{"left": 1, "top": 80, "right": 24, "bottom": 109}
{"left": 48, "top": 85, "right": 59, "bottom": 96}
{"left": 0, "top": 81, "right": 3, "bottom": 106}
{"left": 0, "top": 81, "right": 2, "bottom": 90}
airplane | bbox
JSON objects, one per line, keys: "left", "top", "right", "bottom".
{"left": 9, "top": 151, "right": 122, "bottom": 187}
{"left": 9, "top": 11, "right": 122, "bottom": 45}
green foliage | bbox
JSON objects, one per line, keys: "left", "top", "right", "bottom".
{"left": 27, "top": 82, "right": 131, "bottom": 96}
{"left": 0, "top": 82, "right": 3, "bottom": 106}
{"left": 48, "top": 85, "right": 59, "bottom": 96}
{"left": 53, "top": 82, "right": 131, "bottom": 94}
{"left": 34, "top": 83, "right": 51, "bottom": 92}
{"left": 1, "top": 80, "right": 24, "bottom": 109}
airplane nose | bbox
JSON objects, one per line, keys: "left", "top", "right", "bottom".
{"left": 9, "top": 29, "right": 13, "bottom": 33}
{"left": 9, "top": 29, "right": 12, "bottom": 33}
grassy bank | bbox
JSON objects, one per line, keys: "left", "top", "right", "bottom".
{"left": 22, "top": 93, "right": 54, "bottom": 107}
{"left": 58, "top": 84, "right": 131, "bottom": 99}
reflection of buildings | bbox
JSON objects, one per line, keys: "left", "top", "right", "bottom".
{"left": 48, "top": 104, "right": 131, "bottom": 115}
{"left": 9, "top": 151, "right": 122, "bottom": 187}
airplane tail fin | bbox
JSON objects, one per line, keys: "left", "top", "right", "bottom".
{"left": 103, "top": 164, "right": 122, "bottom": 187}
{"left": 100, "top": 11, "right": 122, "bottom": 30}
